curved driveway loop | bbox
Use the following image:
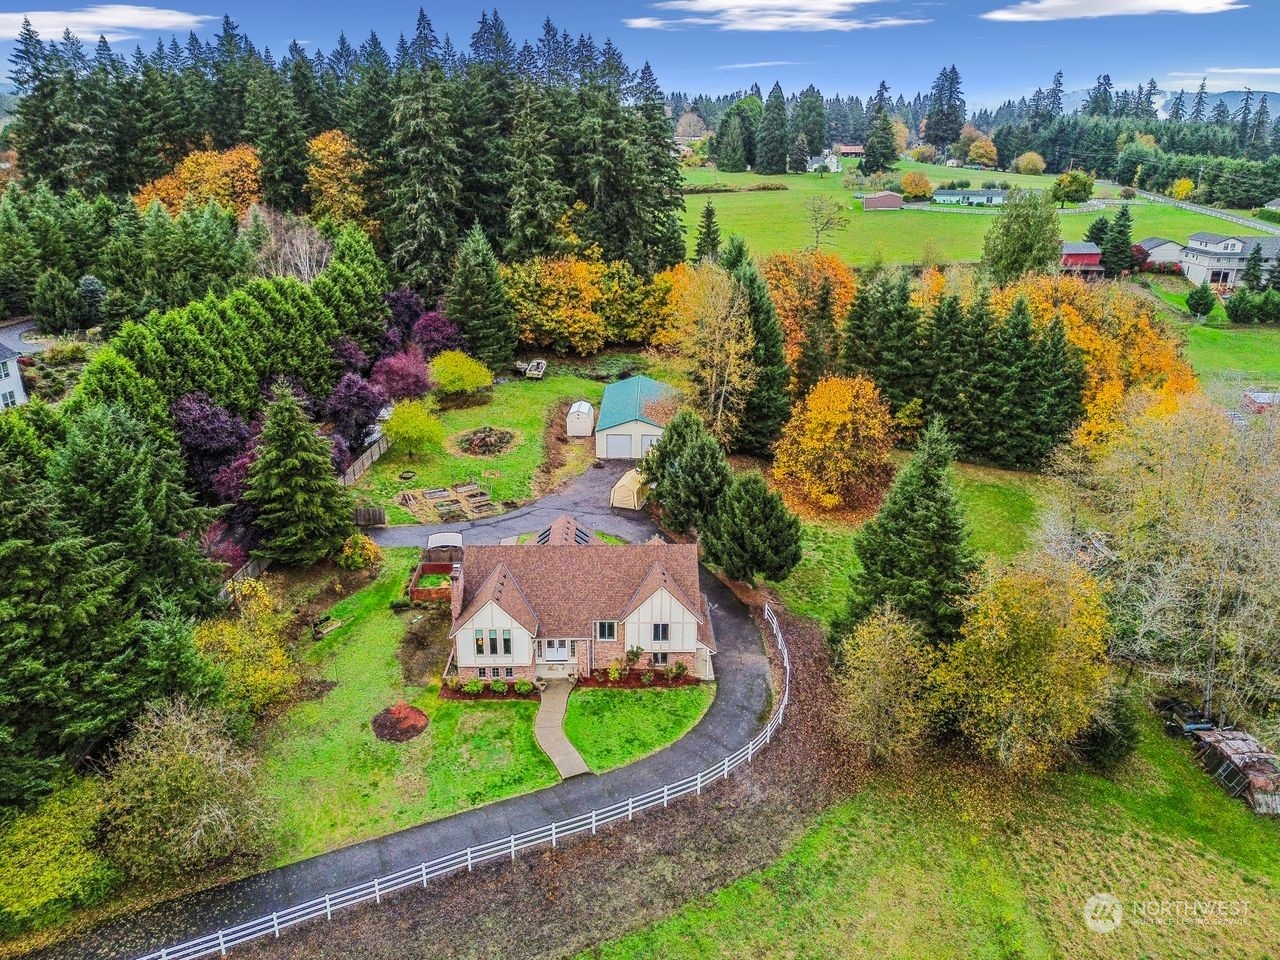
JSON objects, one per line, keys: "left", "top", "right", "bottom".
{"left": 38, "top": 470, "right": 771, "bottom": 960}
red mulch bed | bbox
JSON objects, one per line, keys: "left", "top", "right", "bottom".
{"left": 438, "top": 685, "right": 539, "bottom": 702}
{"left": 371, "top": 702, "right": 429, "bottom": 742}
{"left": 576, "top": 671, "right": 701, "bottom": 690}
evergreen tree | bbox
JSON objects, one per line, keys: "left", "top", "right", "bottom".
{"left": 381, "top": 62, "right": 461, "bottom": 293}
{"left": 791, "top": 85, "right": 828, "bottom": 155}
{"left": 703, "top": 471, "right": 802, "bottom": 585}
{"left": 838, "top": 419, "right": 978, "bottom": 647}
{"left": 924, "top": 65, "right": 964, "bottom": 151}
{"left": 1191, "top": 79, "right": 1208, "bottom": 123}
{"left": 1242, "top": 244, "right": 1266, "bottom": 292}
{"left": 794, "top": 277, "right": 837, "bottom": 398}
{"left": 32, "top": 269, "right": 88, "bottom": 334}
{"left": 841, "top": 270, "right": 923, "bottom": 412}
{"left": 715, "top": 113, "right": 747, "bottom": 173}
{"left": 505, "top": 83, "right": 569, "bottom": 260}
{"left": 1035, "top": 313, "right": 1084, "bottom": 458}
{"left": 1187, "top": 280, "right": 1217, "bottom": 318}
{"left": 244, "top": 384, "right": 354, "bottom": 565}
{"left": 732, "top": 258, "right": 791, "bottom": 456}
{"left": 1101, "top": 204, "right": 1135, "bottom": 277}
{"left": 245, "top": 68, "right": 309, "bottom": 210}
{"left": 694, "top": 201, "right": 721, "bottom": 262}
{"left": 445, "top": 223, "right": 516, "bottom": 370}
{"left": 65, "top": 346, "right": 170, "bottom": 429}
{"left": 862, "top": 107, "right": 898, "bottom": 174}
{"left": 1085, "top": 215, "right": 1110, "bottom": 246}
{"left": 720, "top": 234, "right": 749, "bottom": 273}
{"left": 639, "top": 409, "right": 703, "bottom": 502}
{"left": 756, "top": 82, "right": 789, "bottom": 175}
{"left": 50, "top": 404, "right": 220, "bottom": 618}
{"left": 988, "top": 298, "right": 1047, "bottom": 468}
{"left": 924, "top": 293, "right": 988, "bottom": 453}
{"left": 621, "top": 62, "right": 687, "bottom": 273}
{"left": 662, "top": 430, "right": 730, "bottom": 534}
{"left": 789, "top": 133, "right": 810, "bottom": 174}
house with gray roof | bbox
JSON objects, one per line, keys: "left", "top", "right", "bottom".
{"left": 0, "top": 343, "right": 27, "bottom": 410}
{"left": 1136, "top": 236, "right": 1186, "bottom": 265}
{"left": 933, "top": 189, "right": 1008, "bottom": 207}
{"left": 1182, "top": 233, "right": 1280, "bottom": 288}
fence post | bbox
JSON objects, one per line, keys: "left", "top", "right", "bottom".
{"left": 326, "top": 893, "right": 332, "bottom": 919}
{"left": 374, "top": 877, "right": 381, "bottom": 904}
{"left": 218, "top": 932, "right": 227, "bottom": 957}
{"left": 467, "top": 847, "right": 473, "bottom": 872}
{"left": 552, "top": 821, "right": 558, "bottom": 848}
{"left": 510, "top": 834, "right": 516, "bottom": 861}
{"left": 663, "top": 784, "right": 669, "bottom": 808}
{"left": 723, "top": 756, "right": 730, "bottom": 779}
{"left": 272, "top": 913, "right": 280, "bottom": 938}
{"left": 628, "top": 796, "right": 634, "bottom": 821}
{"left": 747, "top": 739, "right": 753, "bottom": 763}
{"left": 591, "top": 809, "right": 597, "bottom": 835}
{"left": 696, "top": 769, "right": 702, "bottom": 795}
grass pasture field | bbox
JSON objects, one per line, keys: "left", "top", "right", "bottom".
{"left": 582, "top": 714, "right": 1280, "bottom": 960}
{"left": 1182, "top": 324, "right": 1280, "bottom": 402}
{"left": 682, "top": 166, "right": 1267, "bottom": 266}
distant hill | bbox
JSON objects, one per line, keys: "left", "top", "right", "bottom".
{"left": 1058, "top": 87, "right": 1280, "bottom": 119}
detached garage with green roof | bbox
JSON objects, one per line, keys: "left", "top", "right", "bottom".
{"left": 594, "top": 375, "right": 677, "bottom": 459}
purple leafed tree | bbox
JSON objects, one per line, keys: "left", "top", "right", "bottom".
{"left": 329, "top": 432, "right": 353, "bottom": 475}
{"left": 199, "top": 518, "right": 248, "bottom": 573}
{"left": 386, "top": 287, "right": 427, "bottom": 342}
{"left": 377, "top": 324, "right": 404, "bottom": 360}
{"left": 333, "top": 336, "right": 370, "bottom": 376}
{"left": 324, "top": 372, "right": 387, "bottom": 448}
{"left": 172, "top": 392, "right": 250, "bottom": 501}
{"left": 370, "top": 346, "right": 431, "bottom": 401}
{"left": 412, "top": 310, "right": 466, "bottom": 359}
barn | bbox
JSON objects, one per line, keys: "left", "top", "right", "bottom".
{"left": 862, "top": 191, "right": 903, "bottom": 211}
{"left": 594, "top": 375, "right": 676, "bottom": 459}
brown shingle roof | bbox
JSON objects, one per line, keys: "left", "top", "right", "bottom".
{"left": 450, "top": 541, "right": 714, "bottom": 651}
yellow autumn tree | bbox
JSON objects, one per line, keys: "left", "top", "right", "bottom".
{"left": 1169, "top": 177, "right": 1196, "bottom": 201}
{"left": 192, "top": 578, "right": 296, "bottom": 717}
{"left": 901, "top": 171, "right": 933, "bottom": 201}
{"left": 936, "top": 559, "right": 1110, "bottom": 775}
{"left": 306, "top": 130, "right": 374, "bottom": 232}
{"left": 134, "top": 145, "right": 263, "bottom": 217}
{"left": 773, "top": 375, "right": 895, "bottom": 510}
{"left": 503, "top": 254, "right": 608, "bottom": 354}
{"left": 760, "top": 251, "right": 857, "bottom": 366}
{"left": 968, "top": 136, "right": 998, "bottom": 168}
{"left": 990, "top": 275, "right": 1197, "bottom": 447}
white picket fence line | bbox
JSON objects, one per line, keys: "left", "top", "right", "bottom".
{"left": 1134, "top": 190, "right": 1280, "bottom": 237}
{"left": 134, "top": 603, "right": 792, "bottom": 960}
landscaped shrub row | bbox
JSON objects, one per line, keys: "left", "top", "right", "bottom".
{"left": 442, "top": 677, "right": 538, "bottom": 700}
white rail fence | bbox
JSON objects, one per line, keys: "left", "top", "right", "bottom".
{"left": 135, "top": 603, "right": 792, "bottom": 960}
{"left": 1134, "top": 190, "right": 1280, "bottom": 237}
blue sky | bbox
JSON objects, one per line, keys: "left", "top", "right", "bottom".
{"left": 0, "top": 1, "right": 1276, "bottom": 106}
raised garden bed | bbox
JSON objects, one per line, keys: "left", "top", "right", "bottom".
{"left": 409, "top": 561, "right": 455, "bottom": 602}
{"left": 371, "top": 701, "right": 429, "bottom": 742}
{"left": 578, "top": 669, "right": 700, "bottom": 690}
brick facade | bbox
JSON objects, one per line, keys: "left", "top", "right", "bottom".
{"left": 457, "top": 663, "right": 538, "bottom": 682}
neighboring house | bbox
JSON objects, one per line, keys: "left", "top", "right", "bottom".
{"left": 1265, "top": 199, "right": 1280, "bottom": 211}
{"left": 862, "top": 190, "right": 904, "bottom": 211}
{"left": 806, "top": 152, "right": 841, "bottom": 174}
{"left": 945, "top": 158, "right": 962, "bottom": 168}
{"left": 594, "top": 374, "right": 676, "bottom": 459}
{"left": 1244, "top": 391, "right": 1279, "bottom": 414}
{"left": 448, "top": 514, "right": 716, "bottom": 681}
{"left": 833, "top": 143, "right": 864, "bottom": 158}
{"left": 0, "top": 344, "right": 27, "bottom": 410}
{"left": 1137, "top": 236, "right": 1185, "bottom": 265}
{"left": 1061, "top": 241, "right": 1104, "bottom": 279}
{"left": 933, "top": 189, "right": 1007, "bottom": 206}
{"left": 1182, "top": 233, "right": 1280, "bottom": 288}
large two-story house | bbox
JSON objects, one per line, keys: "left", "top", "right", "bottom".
{"left": 1180, "top": 232, "right": 1280, "bottom": 288}
{"left": 0, "top": 344, "right": 28, "bottom": 410}
{"left": 448, "top": 515, "right": 716, "bottom": 682}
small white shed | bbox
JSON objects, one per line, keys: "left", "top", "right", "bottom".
{"left": 566, "top": 400, "right": 594, "bottom": 438}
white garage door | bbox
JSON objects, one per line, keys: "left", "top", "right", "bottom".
{"left": 640, "top": 434, "right": 661, "bottom": 454}
{"left": 605, "top": 433, "right": 633, "bottom": 458}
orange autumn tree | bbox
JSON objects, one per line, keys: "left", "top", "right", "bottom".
{"left": 305, "top": 130, "right": 374, "bottom": 232}
{"left": 773, "top": 375, "right": 895, "bottom": 511}
{"left": 134, "top": 145, "right": 262, "bottom": 217}
{"left": 990, "top": 275, "right": 1197, "bottom": 447}
{"left": 759, "top": 251, "right": 856, "bottom": 366}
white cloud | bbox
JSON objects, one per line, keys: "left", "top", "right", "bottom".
{"left": 1166, "top": 66, "right": 1280, "bottom": 93}
{"left": 0, "top": 5, "right": 215, "bottom": 43}
{"left": 625, "top": 0, "right": 930, "bottom": 32}
{"left": 717, "top": 59, "right": 807, "bottom": 69}
{"left": 982, "top": 0, "right": 1246, "bottom": 21}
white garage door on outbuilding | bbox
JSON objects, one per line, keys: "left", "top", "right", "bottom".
{"left": 594, "top": 375, "right": 678, "bottom": 460}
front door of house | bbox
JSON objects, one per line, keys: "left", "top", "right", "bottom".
{"left": 545, "top": 638, "right": 569, "bottom": 662}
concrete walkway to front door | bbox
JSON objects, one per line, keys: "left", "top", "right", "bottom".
{"left": 534, "top": 680, "right": 590, "bottom": 778}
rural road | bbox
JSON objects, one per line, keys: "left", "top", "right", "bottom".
{"left": 37, "top": 467, "right": 772, "bottom": 960}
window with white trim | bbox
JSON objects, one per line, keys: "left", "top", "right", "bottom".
{"left": 502, "top": 629, "right": 511, "bottom": 655}
{"left": 652, "top": 623, "right": 670, "bottom": 643}
{"left": 504, "top": 667, "right": 513, "bottom": 679}
{"left": 0, "top": 391, "right": 14, "bottom": 409}
{"left": 596, "top": 621, "right": 616, "bottom": 641}
{"left": 651, "top": 652, "right": 669, "bottom": 666}
{"left": 478, "top": 667, "right": 486, "bottom": 678}
{"left": 0, "top": 360, "right": 9, "bottom": 379}
{"left": 474, "top": 629, "right": 484, "bottom": 656}
{"left": 488, "top": 629, "right": 499, "bottom": 655}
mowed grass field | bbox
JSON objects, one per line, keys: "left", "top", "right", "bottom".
{"left": 1183, "top": 324, "right": 1280, "bottom": 400}
{"left": 682, "top": 166, "right": 1267, "bottom": 265}
{"left": 582, "top": 714, "right": 1280, "bottom": 960}
{"left": 564, "top": 685, "right": 716, "bottom": 773}
{"left": 775, "top": 462, "right": 1054, "bottom": 627}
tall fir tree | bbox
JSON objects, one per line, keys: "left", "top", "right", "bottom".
{"left": 837, "top": 418, "right": 978, "bottom": 647}
{"left": 756, "top": 82, "right": 789, "bottom": 175}
{"left": 446, "top": 223, "right": 517, "bottom": 370}
{"left": 244, "top": 384, "right": 354, "bottom": 565}
{"left": 715, "top": 113, "right": 747, "bottom": 173}
{"left": 1085, "top": 215, "right": 1110, "bottom": 247}
{"left": 703, "top": 471, "right": 802, "bottom": 585}
{"left": 662, "top": 430, "right": 730, "bottom": 534}
{"left": 789, "top": 133, "right": 810, "bottom": 174}
{"left": 504, "top": 83, "right": 569, "bottom": 260}
{"left": 732, "top": 258, "right": 791, "bottom": 456}
{"left": 794, "top": 277, "right": 837, "bottom": 398}
{"left": 694, "top": 201, "right": 721, "bottom": 262}
{"left": 245, "top": 68, "right": 310, "bottom": 210}
{"left": 988, "top": 298, "right": 1046, "bottom": 468}
{"left": 1101, "top": 204, "right": 1135, "bottom": 277}
{"left": 862, "top": 107, "right": 899, "bottom": 174}
{"left": 1242, "top": 244, "right": 1266, "bottom": 292}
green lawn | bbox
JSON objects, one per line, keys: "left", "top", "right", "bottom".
{"left": 1142, "top": 275, "right": 1230, "bottom": 323}
{"left": 355, "top": 372, "right": 605, "bottom": 524}
{"left": 257, "top": 549, "right": 558, "bottom": 863}
{"left": 774, "top": 463, "right": 1053, "bottom": 628}
{"left": 1183, "top": 324, "right": 1280, "bottom": 393}
{"left": 682, "top": 167, "right": 1266, "bottom": 266}
{"left": 581, "top": 714, "right": 1280, "bottom": 960}
{"left": 564, "top": 685, "right": 717, "bottom": 773}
